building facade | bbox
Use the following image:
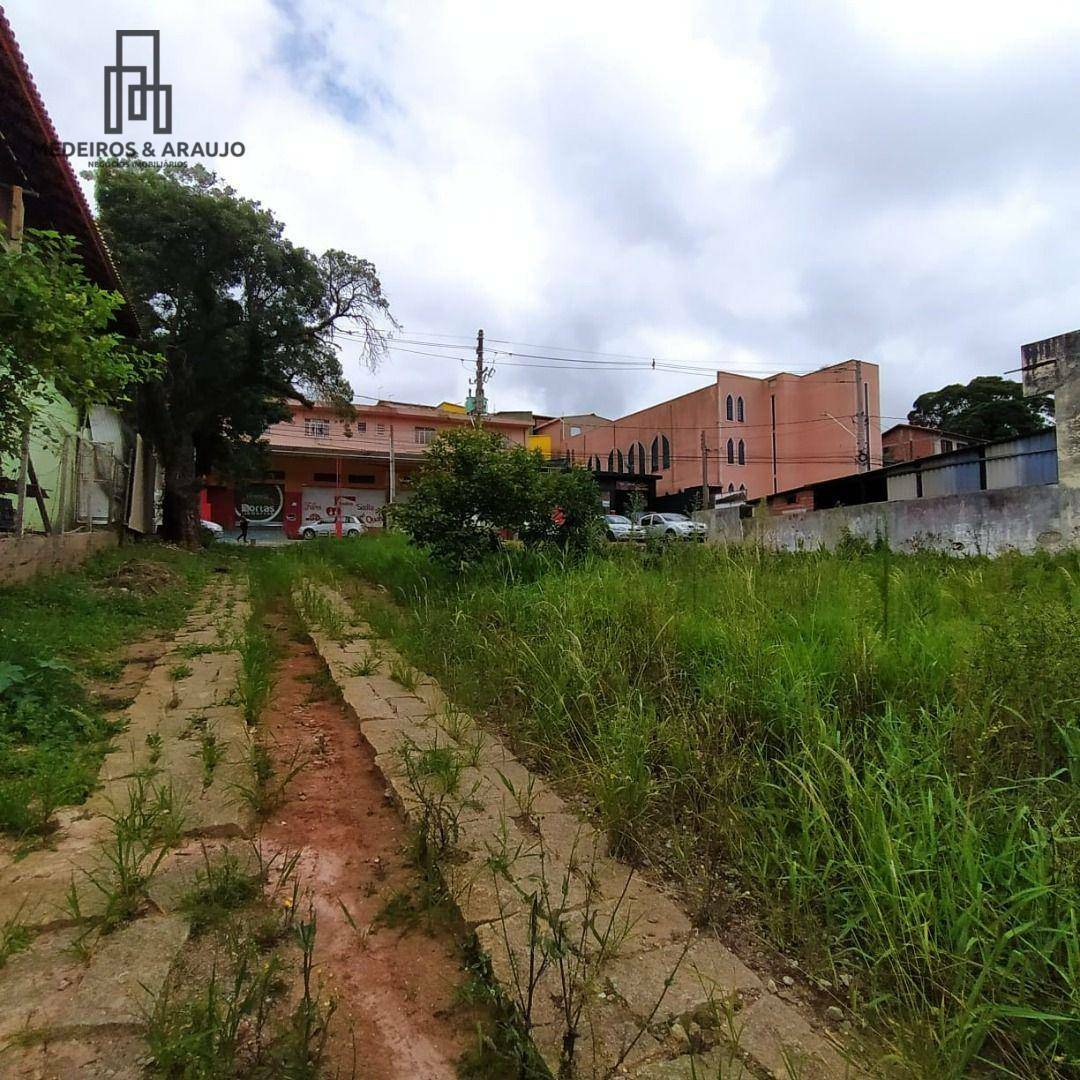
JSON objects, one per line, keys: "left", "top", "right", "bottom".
{"left": 201, "top": 400, "right": 533, "bottom": 537}
{"left": 881, "top": 423, "right": 974, "bottom": 465}
{"left": 537, "top": 361, "right": 882, "bottom": 504}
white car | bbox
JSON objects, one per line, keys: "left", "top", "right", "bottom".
{"left": 300, "top": 515, "right": 365, "bottom": 539}
{"left": 199, "top": 519, "right": 224, "bottom": 537}
{"left": 603, "top": 514, "right": 641, "bottom": 542}
{"left": 637, "top": 512, "right": 707, "bottom": 541}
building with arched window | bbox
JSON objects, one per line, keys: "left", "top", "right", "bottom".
{"left": 531, "top": 360, "right": 882, "bottom": 504}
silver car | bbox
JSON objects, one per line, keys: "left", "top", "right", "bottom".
{"left": 300, "top": 515, "right": 365, "bottom": 539}
{"left": 603, "top": 513, "right": 640, "bottom": 541}
{"left": 637, "top": 512, "right": 707, "bottom": 540}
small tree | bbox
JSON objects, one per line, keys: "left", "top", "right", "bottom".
{"left": 394, "top": 427, "right": 601, "bottom": 564}
{"left": 0, "top": 229, "right": 158, "bottom": 461}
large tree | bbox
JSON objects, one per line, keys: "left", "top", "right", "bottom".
{"left": 93, "top": 162, "right": 393, "bottom": 544}
{"left": 908, "top": 375, "right": 1053, "bottom": 441}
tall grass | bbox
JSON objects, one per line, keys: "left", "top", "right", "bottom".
{"left": 314, "top": 534, "right": 1079, "bottom": 1077}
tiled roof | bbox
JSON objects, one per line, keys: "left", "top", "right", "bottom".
{"left": 0, "top": 6, "right": 138, "bottom": 334}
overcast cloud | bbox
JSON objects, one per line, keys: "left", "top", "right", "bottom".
{"left": 8, "top": 0, "right": 1080, "bottom": 423}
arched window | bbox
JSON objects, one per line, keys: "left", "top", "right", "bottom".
{"left": 737, "top": 439, "right": 745, "bottom": 465}
{"left": 736, "top": 396, "right": 744, "bottom": 422}
{"left": 725, "top": 395, "right": 734, "bottom": 421}
{"left": 627, "top": 442, "right": 646, "bottom": 475}
{"left": 739, "top": 483, "right": 746, "bottom": 494}
{"left": 728, "top": 483, "right": 735, "bottom": 493}
{"left": 650, "top": 434, "right": 671, "bottom": 471}
{"left": 607, "top": 448, "right": 623, "bottom": 473}
{"left": 727, "top": 438, "right": 735, "bottom": 464}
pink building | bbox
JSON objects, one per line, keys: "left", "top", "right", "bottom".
{"left": 202, "top": 399, "right": 532, "bottom": 537}
{"left": 536, "top": 361, "right": 882, "bottom": 507}
{"left": 881, "top": 423, "right": 973, "bottom": 465}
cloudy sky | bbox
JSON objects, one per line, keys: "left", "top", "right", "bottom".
{"left": 8, "top": 0, "right": 1080, "bottom": 423}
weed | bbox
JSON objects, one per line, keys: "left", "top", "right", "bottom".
{"left": 169, "top": 662, "right": 194, "bottom": 681}
{"left": 0, "top": 908, "right": 31, "bottom": 968}
{"left": 180, "top": 845, "right": 261, "bottom": 933}
{"left": 197, "top": 726, "right": 225, "bottom": 789}
{"left": 343, "top": 650, "right": 380, "bottom": 677}
{"left": 236, "top": 614, "right": 275, "bottom": 726}
{"left": 389, "top": 657, "right": 419, "bottom": 691}
{"left": 69, "top": 777, "right": 187, "bottom": 937}
{"left": 177, "top": 642, "right": 221, "bottom": 660}
{"left": 233, "top": 741, "right": 307, "bottom": 819}
{"left": 145, "top": 730, "right": 163, "bottom": 768}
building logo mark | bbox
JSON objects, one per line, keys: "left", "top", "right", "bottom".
{"left": 104, "top": 30, "right": 172, "bottom": 134}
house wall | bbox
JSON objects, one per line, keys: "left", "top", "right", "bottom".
{"left": 545, "top": 361, "right": 882, "bottom": 501}
{"left": 882, "top": 426, "right": 965, "bottom": 464}
{"left": 695, "top": 484, "right": 1079, "bottom": 557}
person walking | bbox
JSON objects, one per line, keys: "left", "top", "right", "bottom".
{"left": 238, "top": 512, "right": 249, "bottom": 544}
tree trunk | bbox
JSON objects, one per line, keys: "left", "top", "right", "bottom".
{"left": 160, "top": 436, "right": 201, "bottom": 547}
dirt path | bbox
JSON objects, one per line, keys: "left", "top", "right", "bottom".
{"left": 257, "top": 631, "right": 486, "bottom": 1080}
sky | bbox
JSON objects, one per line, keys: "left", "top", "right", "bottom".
{"left": 8, "top": 0, "right": 1080, "bottom": 425}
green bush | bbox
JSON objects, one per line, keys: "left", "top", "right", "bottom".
{"left": 392, "top": 427, "right": 602, "bottom": 564}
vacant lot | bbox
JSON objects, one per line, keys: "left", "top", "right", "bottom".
{"left": 307, "top": 534, "right": 1079, "bottom": 1078}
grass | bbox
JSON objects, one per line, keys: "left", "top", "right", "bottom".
{"left": 301, "top": 533, "right": 1080, "bottom": 1078}
{"left": 0, "top": 545, "right": 207, "bottom": 838}
{"left": 180, "top": 845, "right": 262, "bottom": 933}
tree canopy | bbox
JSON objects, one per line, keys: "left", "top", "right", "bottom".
{"left": 394, "top": 427, "right": 602, "bottom": 565}
{"left": 907, "top": 376, "right": 1053, "bottom": 442}
{"left": 93, "top": 162, "right": 393, "bottom": 543}
{"left": 0, "top": 228, "right": 157, "bottom": 461}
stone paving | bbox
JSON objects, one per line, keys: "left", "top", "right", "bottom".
{"left": 299, "top": 583, "right": 866, "bottom": 1080}
{"left": 0, "top": 575, "right": 253, "bottom": 1076}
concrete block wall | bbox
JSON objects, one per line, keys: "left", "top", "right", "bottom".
{"left": 695, "top": 484, "right": 1079, "bottom": 557}
{"left": 0, "top": 530, "right": 118, "bottom": 587}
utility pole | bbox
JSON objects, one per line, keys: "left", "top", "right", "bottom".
{"left": 700, "top": 429, "right": 709, "bottom": 510}
{"left": 474, "top": 328, "right": 486, "bottom": 424}
{"left": 854, "top": 358, "right": 869, "bottom": 472}
{"left": 388, "top": 425, "right": 396, "bottom": 504}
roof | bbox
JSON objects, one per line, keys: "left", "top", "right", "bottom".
{"left": 882, "top": 422, "right": 973, "bottom": 441}
{"left": 0, "top": 7, "right": 138, "bottom": 334}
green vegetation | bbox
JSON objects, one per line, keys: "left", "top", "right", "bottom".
{"left": 0, "top": 546, "right": 207, "bottom": 838}
{"left": 393, "top": 426, "right": 602, "bottom": 564}
{"left": 308, "top": 533, "right": 1079, "bottom": 1077}
{"left": 0, "top": 228, "right": 159, "bottom": 461}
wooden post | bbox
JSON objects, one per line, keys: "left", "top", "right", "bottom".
{"left": 14, "top": 423, "right": 30, "bottom": 536}
{"left": 26, "top": 453, "right": 52, "bottom": 535}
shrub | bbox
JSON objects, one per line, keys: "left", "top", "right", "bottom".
{"left": 392, "top": 427, "right": 601, "bottom": 564}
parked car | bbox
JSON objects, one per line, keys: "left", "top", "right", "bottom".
{"left": 603, "top": 514, "right": 640, "bottom": 542}
{"left": 300, "top": 515, "right": 365, "bottom": 539}
{"left": 637, "top": 512, "right": 707, "bottom": 540}
{"left": 199, "top": 519, "right": 224, "bottom": 537}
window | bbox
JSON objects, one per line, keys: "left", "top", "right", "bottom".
{"left": 607, "top": 448, "right": 623, "bottom": 473}
{"left": 725, "top": 395, "right": 734, "bottom": 421}
{"left": 588, "top": 454, "right": 601, "bottom": 472}
{"left": 727, "top": 438, "right": 735, "bottom": 464}
{"left": 376, "top": 423, "right": 386, "bottom": 436}
{"left": 356, "top": 421, "right": 367, "bottom": 433}
{"left": 737, "top": 439, "right": 745, "bottom": 465}
{"left": 304, "top": 418, "right": 330, "bottom": 438}
{"left": 627, "top": 442, "right": 646, "bottom": 475}
{"left": 313, "top": 472, "right": 336, "bottom": 482}
{"left": 941, "top": 439, "right": 954, "bottom": 453}
{"left": 730, "top": 484, "right": 737, "bottom": 493}
{"left": 650, "top": 434, "right": 671, "bottom": 471}
{"left": 347, "top": 474, "right": 375, "bottom": 484}
{"left": 415, "top": 426, "right": 436, "bottom": 445}
{"left": 739, "top": 484, "right": 746, "bottom": 494}
{"left": 569, "top": 425, "right": 582, "bottom": 437}
{"left": 736, "top": 396, "right": 744, "bottom": 422}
